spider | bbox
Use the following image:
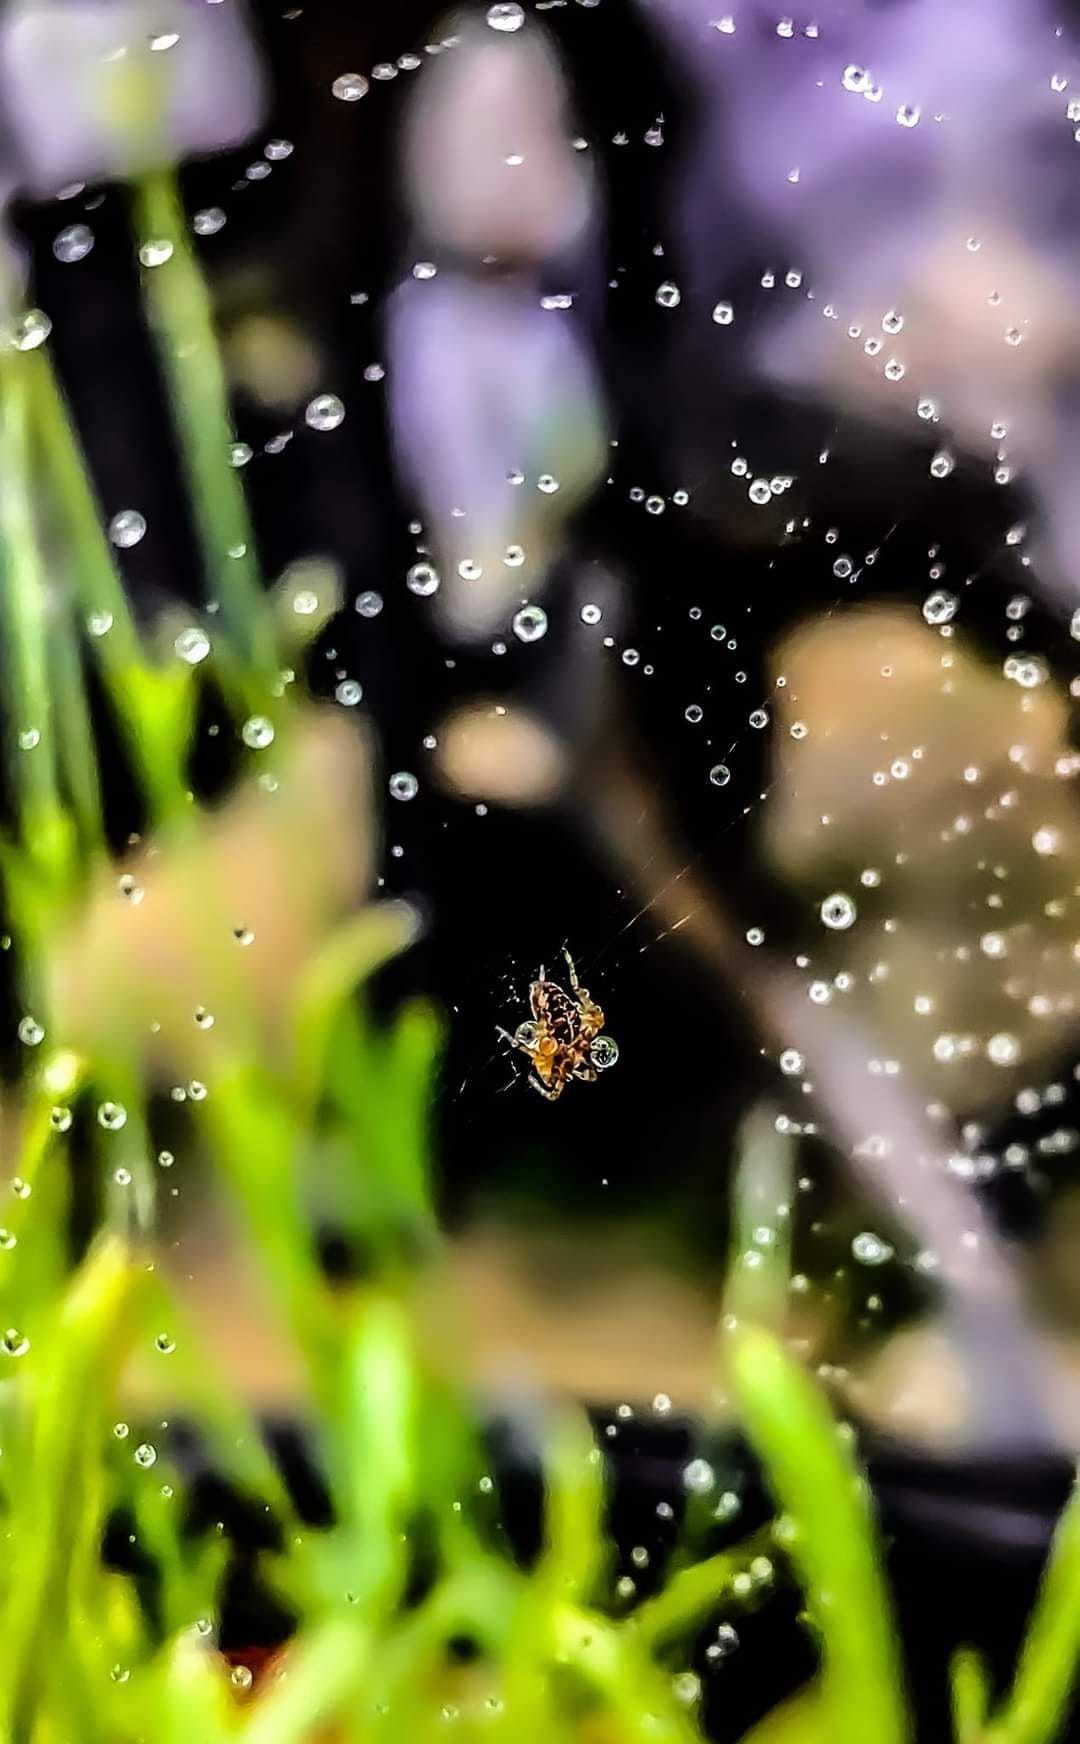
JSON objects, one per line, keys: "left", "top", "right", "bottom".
{"left": 500, "top": 948, "right": 619, "bottom": 1101}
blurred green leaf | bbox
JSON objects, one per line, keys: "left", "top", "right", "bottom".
{"left": 728, "top": 1324, "right": 908, "bottom": 1744}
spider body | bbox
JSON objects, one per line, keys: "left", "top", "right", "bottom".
{"left": 501, "top": 949, "right": 618, "bottom": 1100}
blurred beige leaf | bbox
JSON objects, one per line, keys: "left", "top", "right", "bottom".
{"left": 49, "top": 705, "right": 377, "bottom": 1077}
{"left": 765, "top": 605, "right": 1080, "bottom": 1112}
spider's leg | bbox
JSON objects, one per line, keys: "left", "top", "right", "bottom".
{"left": 562, "top": 946, "right": 579, "bottom": 989}
{"left": 529, "top": 1073, "right": 561, "bottom": 1102}
{"left": 496, "top": 1026, "right": 517, "bottom": 1048}
{"left": 572, "top": 1063, "right": 598, "bottom": 1083}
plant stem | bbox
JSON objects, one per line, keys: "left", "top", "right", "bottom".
{"left": 0, "top": 353, "right": 68, "bottom": 881}
{"left": 133, "top": 171, "right": 275, "bottom": 678}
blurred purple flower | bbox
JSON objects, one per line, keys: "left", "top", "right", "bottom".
{"left": 0, "top": 0, "right": 265, "bottom": 194}
{"left": 651, "top": 0, "right": 1080, "bottom": 599}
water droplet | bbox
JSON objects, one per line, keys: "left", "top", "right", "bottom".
{"left": 407, "top": 562, "right": 440, "bottom": 597}
{"left": 1005, "top": 327, "right": 1024, "bottom": 347}
{"left": 241, "top": 715, "right": 275, "bottom": 750}
{"left": 305, "top": 393, "right": 345, "bottom": 431}
{"left": 231, "top": 1665, "right": 254, "bottom": 1691}
{"left": 513, "top": 604, "right": 548, "bottom": 642}
{"left": 821, "top": 892, "right": 857, "bottom": 930}
{"left": 833, "top": 556, "right": 853, "bottom": 579}
{"left": 138, "top": 239, "right": 174, "bottom": 269}
{"left": 896, "top": 103, "right": 920, "bottom": 127}
{"left": 87, "top": 610, "right": 113, "bottom": 637}
{"left": 17, "top": 728, "right": 39, "bottom": 751}
{"left": 97, "top": 1101, "right": 127, "bottom": 1131}
{"left": 11, "top": 309, "right": 51, "bottom": 351}
{"left": 706, "top": 1623, "right": 740, "bottom": 1662}
{"left": 193, "top": 207, "right": 226, "bottom": 236}
{"left": 1032, "top": 826, "right": 1060, "bottom": 856}
{"left": 53, "top": 223, "right": 94, "bottom": 263}
{"left": 673, "top": 1672, "right": 702, "bottom": 1706}
{"left": 389, "top": 770, "right": 419, "bottom": 801}
{"left": 580, "top": 603, "right": 602, "bottom": 624}
{"left": 622, "top": 647, "right": 640, "bottom": 667}
{"left": 332, "top": 72, "right": 369, "bottom": 101}
{"left": 590, "top": 1035, "right": 619, "bottom": 1070}
{"left": 537, "top": 474, "right": 560, "bottom": 494}
{"left": 265, "top": 139, "right": 293, "bottom": 161}
{"left": 988, "top": 1032, "right": 1021, "bottom": 1065}
{"left": 109, "top": 509, "right": 146, "bottom": 549}
{"left": 155, "top": 1332, "right": 176, "bottom": 1353}
{"left": 883, "top": 358, "right": 905, "bottom": 381}
{"left": 655, "top": 281, "right": 681, "bottom": 309}
{"left": 1004, "top": 656, "right": 1047, "bottom": 689}
{"left": 842, "top": 64, "right": 870, "bottom": 93}
{"left": 922, "top": 589, "right": 958, "bottom": 625}
{"left": 193, "top": 1007, "right": 214, "bottom": 1030}
{"left": 852, "top": 1231, "right": 893, "bottom": 1265}
{"left": 779, "top": 1048, "right": 804, "bottom": 1075}
{"left": 685, "top": 704, "right": 703, "bottom": 723}
{"left": 712, "top": 300, "right": 734, "bottom": 325}
{"left": 158, "top": 1149, "right": 175, "bottom": 1167}
{"left": 175, "top": 625, "right": 210, "bottom": 664}
{"left": 50, "top": 1107, "right": 73, "bottom": 1132}
{"left": 17, "top": 1016, "right": 43, "bottom": 1047}
{"left": 929, "top": 450, "right": 954, "bottom": 479}
{"left": 748, "top": 479, "right": 772, "bottom": 505}
{"left": 1, "top": 1328, "right": 27, "bottom": 1357}
{"left": 412, "top": 260, "right": 438, "bottom": 280}
{"left": 229, "top": 441, "right": 252, "bottom": 468}
{"left": 0, "top": 1230, "right": 16, "bottom": 1251}
{"left": 486, "top": 1, "right": 525, "bottom": 28}
{"left": 336, "top": 679, "right": 362, "bottom": 706}
{"left": 683, "top": 1457, "right": 715, "bottom": 1494}
{"left": 709, "top": 764, "right": 731, "bottom": 787}
{"left": 134, "top": 1442, "right": 157, "bottom": 1468}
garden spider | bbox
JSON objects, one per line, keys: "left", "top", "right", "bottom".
{"left": 500, "top": 948, "right": 619, "bottom": 1101}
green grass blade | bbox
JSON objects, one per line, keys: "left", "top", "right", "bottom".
{"left": 133, "top": 171, "right": 275, "bottom": 678}
{"left": 988, "top": 1473, "right": 1080, "bottom": 1744}
{"left": 728, "top": 1323, "right": 908, "bottom": 1744}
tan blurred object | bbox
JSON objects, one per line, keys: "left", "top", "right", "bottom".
{"left": 49, "top": 706, "right": 375, "bottom": 1077}
{"left": 813, "top": 220, "right": 1075, "bottom": 455}
{"left": 433, "top": 700, "right": 568, "bottom": 806}
{"left": 765, "top": 604, "right": 1080, "bottom": 1114}
{"left": 224, "top": 312, "right": 321, "bottom": 414}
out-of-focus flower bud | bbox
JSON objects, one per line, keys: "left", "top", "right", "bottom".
{"left": 0, "top": 0, "right": 266, "bottom": 193}
{"left": 387, "top": 273, "right": 608, "bottom": 640}
{"left": 402, "top": 16, "right": 591, "bottom": 263}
